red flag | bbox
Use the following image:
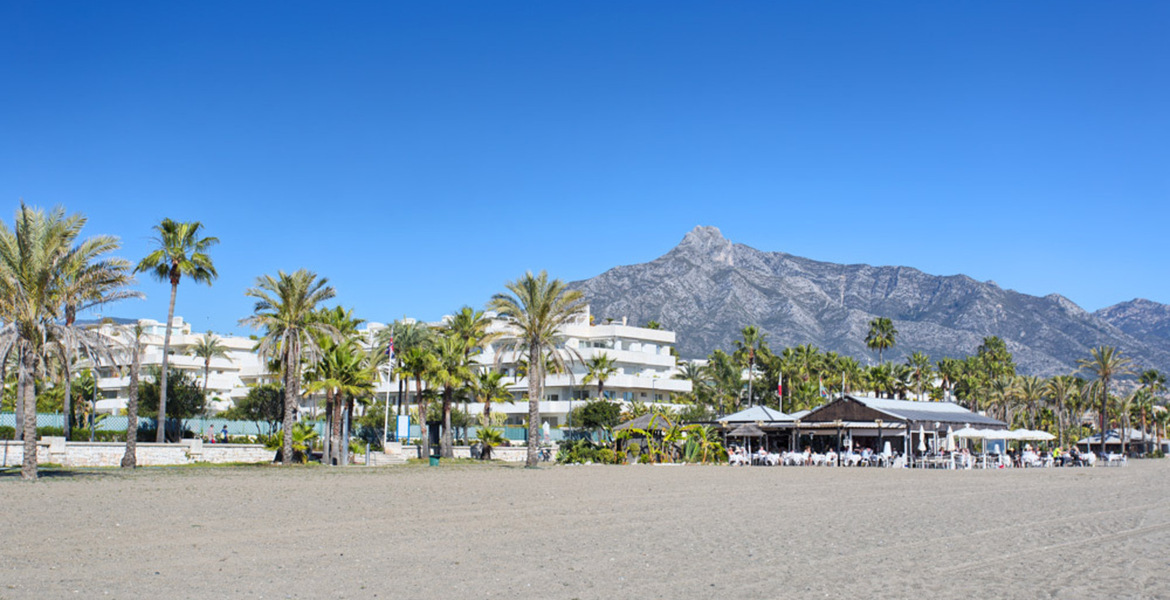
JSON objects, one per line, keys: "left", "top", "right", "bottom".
{"left": 777, "top": 373, "right": 783, "bottom": 396}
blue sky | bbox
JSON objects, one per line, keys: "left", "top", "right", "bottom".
{"left": 2, "top": 2, "right": 1167, "bottom": 335}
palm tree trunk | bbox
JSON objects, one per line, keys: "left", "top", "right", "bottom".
{"left": 1141, "top": 409, "right": 1148, "bottom": 455}
{"left": 323, "top": 390, "right": 334, "bottom": 465}
{"left": 63, "top": 354, "right": 72, "bottom": 441}
{"left": 1099, "top": 379, "right": 1108, "bottom": 456}
{"left": 415, "top": 376, "right": 427, "bottom": 459}
{"left": 14, "top": 346, "right": 23, "bottom": 441}
{"left": 157, "top": 281, "right": 178, "bottom": 443}
{"left": 281, "top": 340, "right": 299, "bottom": 466}
{"left": 203, "top": 359, "right": 211, "bottom": 398}
{"left": 122, "top": 341, "right": 141, "bottom": 468}
{"left": 20, "top": 345, "right": 38, "bottom": 480}
{"left": 441, "top": 386, "right": 453, "bottom": 458}
{"left": 526, "top": 343, "right": 542, "bottom": 468}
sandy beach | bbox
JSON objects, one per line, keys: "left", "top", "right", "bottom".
{"left": 2, "top": 460, "right": 1168, "bottom": 599}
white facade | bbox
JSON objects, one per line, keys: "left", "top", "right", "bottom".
{"left": 92, "top": 317, "right": 271, "bottom": 414}
{"left": 89, "top": 307, "right": 692, "bottom": 427}
{"left": 466, "top": 306, "right": 690, "bottom": 426}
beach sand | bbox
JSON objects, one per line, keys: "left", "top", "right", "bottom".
{"left": 2, "top": 460, "right": 1168, "bottom": 599}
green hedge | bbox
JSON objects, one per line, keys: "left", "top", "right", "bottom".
{"left": 0, "top": 426, "right": 132, "bottom": 442}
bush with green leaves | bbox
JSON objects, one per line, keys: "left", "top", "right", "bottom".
{"left": 138, "top": 367, "right": 207, "bottom": 440}
{"left": 556, "top": 438, "right": 620, "bottom": 464}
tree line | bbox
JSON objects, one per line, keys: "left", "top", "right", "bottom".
{"left": 670, "top": 319, "right": 1168, "bottom": 455}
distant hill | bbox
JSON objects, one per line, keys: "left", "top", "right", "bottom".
{"left": 1095, "top": 299, "right": 1170, "bottom": 346}
{"left": 570, "top": 226, "right": 1170, "bottom": 376}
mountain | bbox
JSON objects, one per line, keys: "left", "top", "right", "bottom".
{"left": 1094, "top": 299, "right": 1170, "bottom": 352}
{"left": 570, "top": 226, "right": 1170, "bottom": 376}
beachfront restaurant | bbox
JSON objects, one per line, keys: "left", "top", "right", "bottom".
{"left": 716, "top": 405, "right": 794, "bottom": 453}
{"left": 795, "top": 394, "right": 1006, "bottom": 458}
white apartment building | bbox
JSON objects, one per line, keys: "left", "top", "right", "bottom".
{"left": 92, "top": 317, "right": 271, "bottom": 414}
{"left": 361, "top": 306, "right": 691, "bottom": 427}
{"left": 88, "top": 307, "right": 691, "bottom": 427}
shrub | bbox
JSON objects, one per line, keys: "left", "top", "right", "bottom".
{"left": 556, "top": 439, "right": 621, "bottom": 464}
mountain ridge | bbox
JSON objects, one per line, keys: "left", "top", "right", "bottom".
{"left": 569, "top": 226, "right": 1170, "bottom": 376}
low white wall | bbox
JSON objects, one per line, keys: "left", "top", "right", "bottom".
{"left": 0, "top": 438, "right": 275, "bottom": 468}
{"left": 395, "top": 444, "right": 550, "bottom": 462}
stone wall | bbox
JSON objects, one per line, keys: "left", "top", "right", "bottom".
{"left": 0, "top": 438, "right": 275, "bottom": 468}
{"left": 394, "top": 444, "right": 548, "bottom": 462}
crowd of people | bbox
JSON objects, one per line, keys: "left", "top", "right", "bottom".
{"left": 726, "top": 442, "right": 1119, "bottom": 468}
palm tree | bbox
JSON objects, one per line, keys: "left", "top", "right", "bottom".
{"left": 398, "top": 346, "right": 436, "bottom": 455}
{"left": 475, "top": 425, "right": 507, "bottom": 460}
{"left": 1017, "top": 375, "right": 1045, "bottom": 429}
{"left": 188, "top": 332, "right": 231, "bottom": 399}
{"left": 372, "top": 319, "right": 432, "bottom": 427}
{"left": 733, "top": 326, "right": 767, "bottom": 405}
{"left": 706, "top": 349, "right": 742, "bottom": 413}
{"left": 487, "top": 271, "right": 586, "bottom": 467}
{"left": 0, "top": 204, "right": 101, "bottom": 480}
{"left": 673, "top": 361, "right": 711, "bottom": 406}
{"left": 1138, "top": 370, "right": 1165, "bottom": 454}
{"left": 135, "top": 219, "right": 218, "bottom": 442}
{"left": 582, "top": 353, "right": 619, "bottom": 400}
{"left": 429, "top": 332, "right": 473, "bottom": 458}
{"left": 935, "top": 357, "right": 961, "bottom": 403}
{"left": 839, "top": 356, "right": 863, "bottom": 396}
{"left": 444, "top": 306, "right": 501, "bottom": 360}
{"left": 905, "top": 352, "right": 933, "bottom": 401}
{"left": 240, "top": 270, "right": 336, "bottom": 466}
{"left": 1044, "top": 375, "right": 1077, "bottom": 447}
{"left": 55, "top": 232, "right": 140, "bottom": 440}
{"left": 1078, "top": 346, "right": 1133, "bottom": 456}
{"left": 305, "top": 306, "right": 366, "bottom": 463}
{"left": 120, "top": 324, "right": 145, "bottom": 468}
{"left": 305, "top": 338, "right": 375, "bottom": 465}
{"left": 472, "top": 370, "right": 512, "bottom": 420}
{"left": 865, "top": 317, "right": 897, "bottom": 364}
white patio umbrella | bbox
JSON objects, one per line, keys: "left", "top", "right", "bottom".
{"left": 917, "top": 424, "right": 926, "bottom": 453}
{"left": 946, "top": 425, "right": 955, "bottom": 452}
{"left": 952, "top": 427, "right": 984, "bottom": 439}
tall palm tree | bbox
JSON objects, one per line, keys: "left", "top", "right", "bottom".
{"left": 487, "top": 271, "right": 586, "bottom": 467}
{"left": 1044, "top": 375, "right": 1077, "bottom": 447}
{"left": 706, "top": 349, "right": 742, "bottom": 413}
{"left": 445, "top": 306, "right": 501, "bottom": 360}
{"left": 1017, "top": 375, "right": 1045, "bottom": 429}
{"left": 428, "top": 332, "right": 473, "bottom": 458}
{"left": 240, "top": 270, "right": 336, "bottom": 466}
{"left": 839, "top": 356, "right": 863, "bottom": 396}
{"left": 398, "top": 346, "right": 436, "bottom": 455}
{"left": 372, "top": 319, "right": 433, "bottom": 427}
{"left": 935, "top": 357, "right": 961, "bottom": 403}
{"left": 1078, "top": 346, "right": 1133, "bottom": 456}
{"left": 135, "top": 219, "right": 218, "bottom": 443}
{"left": 55, "top": 233, "right": 140, "bottom": 440}
{"left": 905, "top": 352, "right": 933, "bottom": 401}
{"left": 120, "top": 323, "right": 145, "bottom": 468}
{"left": 865, "top": 317, "right": 897, "bottom": 364}
{"left": 306, "top": 307, "right": 365, "bottom": 463}
{"left": 733, "top": 326, "right": 767, "bottom": 406}
{"left": 188, "top": 331, "right": 231, "bottom": 399}
{"left": 582, "top": 352, "right": 619, "bottom": 400}
{"left": 0, "top": 204, "right": 91, "bottom": 479}
{"left": 1138, "top": 370, "right": 1165, "bottom": 454}
{"left": 305, "top": 338, "right": 375, "bottom": 465}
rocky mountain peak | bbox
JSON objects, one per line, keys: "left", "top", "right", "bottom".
{"left": 674, "top": 225, "right": 734, "bottom": 266}
{"left": 570, "top": 228, "right": 1170, "bottom": 375}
